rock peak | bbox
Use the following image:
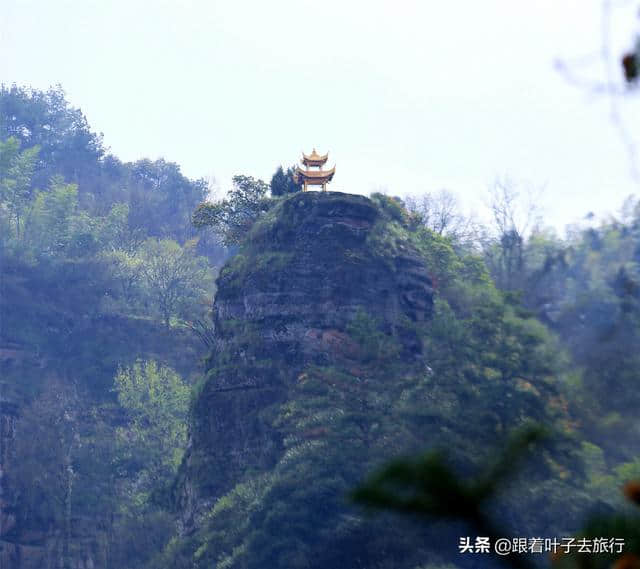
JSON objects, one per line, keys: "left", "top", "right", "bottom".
{"left": 180, "top": 191, "right": 434, "bottom": 524}
{"left": 214, "top": 191, "right": 433, "bottom": 362}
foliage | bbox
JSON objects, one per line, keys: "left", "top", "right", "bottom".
{"left": 270, "top": 165, "right": 302, "bottom": 196}
{"left": 126, "top": 158, "right": 208, "bottom": 242}
{"left": 346, "top": 308, "right": 402, "bottom": 361}
{"left": 353, "top": 426, "right": 549, "bottom": 569}
{"left": 0, "top": 137, "right": 213, "bottom": 326}
{"left": 136, "top": 237, "right": 213, "bottom": 327}
{"left": 4, "top": 83, "right": 640, "bottom": 569}
{"left": 106, "top": 361, "right": 192, "bottom": 568}
{"left": 404, "top": 189, "right": 483, "bottom": 248}
{"left": 1, "top": 85, "right": 213, "bottom": 247}
{"left": 192, "top": 174, "right": 272, "bottom": 246}
{"left": 348, "top": 195, "right": 640, "bottom": 569}
{"left": 114, "top": 360, "right": 190, "bottom": 505}
{"left": 0, "top": 136, "right": 39, "bottom": 242}
{"left": 0, "top": 87, "right": 216, "bottom": 568}
{"left": 7, "top": 380, "right": 81, "bottom": 528}
{"left": 5, "top": 379, "right": 120, "bottom": 569}
{"left": 498, "top": 200, "right": 640, "bottom": 465}
{"left": 0, "top": 84, "right": 104, "bottom": 189}
{"left": 370, "top": 192, "right": 411, "bottom": 225}
{"left": 160, "top": 193, "right": 592, "bottom": 569}
{"left": 26, "top": 176, "right": 84, "bottom": 257}
{"left": 353, "top": 430, "right": 640, "bottom": 569}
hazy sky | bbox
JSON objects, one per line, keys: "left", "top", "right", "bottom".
{"left": 2, "top": 0, "right": 640, "bottom": 230}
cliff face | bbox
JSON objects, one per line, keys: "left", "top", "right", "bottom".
{"left": 213, "top": 191, "right": 433, "bottom": 358}
{"left": 180, "top": 192, "right": 434, "bottom": 528}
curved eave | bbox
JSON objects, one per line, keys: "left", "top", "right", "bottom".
{"left": 295, "top": 165, "right": 335, "bottom": 177}
{"left": 294, "top": 166, "right": 335, "bottom": 182}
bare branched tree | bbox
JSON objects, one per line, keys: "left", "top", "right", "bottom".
{"left": 485, "top": 178, "right": 545, "bottom": 291}
{"left": 488, "top": 178, "right": 543, "bottom": 239}
{"left": 404, "top": 189, "right": 484, "bottom": 249}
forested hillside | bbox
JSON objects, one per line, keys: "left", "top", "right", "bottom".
{"left": 0, "top": 85, "right": 222, "bottom": 568}
{"left": 1, "top": 85, "right": 640, "bottom": 569}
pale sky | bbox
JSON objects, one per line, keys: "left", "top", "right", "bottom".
{"left": 2, "top": 0, "right": 640, "bottom": 230}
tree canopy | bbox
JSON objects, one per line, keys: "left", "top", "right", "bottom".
{"left": 270, "top": 165, "right": 302, "bottom": 196}
{"left": 192, "top": 174, "right": 272, "bottom": 246}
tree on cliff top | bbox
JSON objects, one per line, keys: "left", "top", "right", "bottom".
{"left": 192, "top": 174, "right": 271, "bottom": 246}
{"left": 270, "top": 165, "right": 302, "bottom": 196}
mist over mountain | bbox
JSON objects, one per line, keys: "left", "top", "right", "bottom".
{"left": 1, "top": 86, "right": 640, "bottom": 569}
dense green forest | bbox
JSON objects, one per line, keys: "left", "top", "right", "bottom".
{"left": 1, "top": 85, "right": 640, "bottom": 569}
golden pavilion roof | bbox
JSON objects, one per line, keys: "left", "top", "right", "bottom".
{"left": 302, "top": 148, "right": 329, "bottom": 166}
{"left": 294, "top": 165, "right": 335, "bottom": 183}
{"left": 296, "top": 148, "right": 335, "bottom": 190}
{"left": 295, "top": 165, "right": 335, "bottom": 177}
